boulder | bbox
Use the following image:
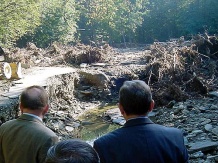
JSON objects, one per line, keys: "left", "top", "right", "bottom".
{"left": 79, "top": 70, "right": 109, "bottom": 88}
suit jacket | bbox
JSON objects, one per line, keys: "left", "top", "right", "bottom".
{"left": 0, "top": 114, "right": 58, "bottom": 163}
{"left": 94, "top": 117, "right": 189, "bottom": 163}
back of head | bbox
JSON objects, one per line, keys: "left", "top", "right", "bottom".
{"left": 20, "top": 85, "right": 48, "bottom": 110}
{"left": 45, "top": 139, "right": 100, "bottom": 163}
{"left": 119, "top": 80, "right": 152, "bottom": 115}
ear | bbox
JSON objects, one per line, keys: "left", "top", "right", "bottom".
{"left": 118, "top": 103, "right": 125, "bottom": 115}
{"left": 19, "top": 103, "right": 24, "bottom": 113}
{"left": 148, "top": 100, "right": 154, "bottom": 112}
{"left": 42, "top": 104, "right": 49, "bottom": 115}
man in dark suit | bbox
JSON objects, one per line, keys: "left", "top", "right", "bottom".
{"left": 0, "top": 85, "right": 58, "bottom": 163}
{"left": 93, "top": 80, "right": 189, "bottom": 163}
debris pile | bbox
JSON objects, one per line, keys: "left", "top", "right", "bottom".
{"left": 3, "top": 42, "right": 114, "bottom": 68}
{"left": 0, "top": 33, "right": 217, "bottom": 162}
{"left": 140, "top": 34, "right": 218, "bottom": 106}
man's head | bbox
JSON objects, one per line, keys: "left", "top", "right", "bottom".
{"left": 119, "top": 80, "right": 154, "bottom": 118}
{"left": 45, "top": 139, "right": 100, "bottom": 163}
{"left": 20, "top": 85, "right": 49, "bottom": 116}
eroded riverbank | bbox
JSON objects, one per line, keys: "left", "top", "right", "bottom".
{"left": 0, "top": 41, "right": 218, "bottom": 162}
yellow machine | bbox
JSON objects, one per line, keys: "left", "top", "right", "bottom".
{"left": 0, "top": 46, "right": 22, "bottom": 80}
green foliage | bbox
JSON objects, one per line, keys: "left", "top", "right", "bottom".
{"left": 77, "top": 0, "right": 148, "bottom": 45}
{"left": 23, "top": 0, "right": 79, "bottom": 48}
{"left": 112, "top": 0, "right": 149, "bottom": 43}
{"left": 0, "top": 0, "right": 41, "bottom": 47}
{"left": 140, "top": 0, "right": 180, "bottom": 42}
{"left": 1, "top": 0, "right": 218, "bottom": 47}
{"left": 177, "top": 0, "right": 218, "bottom": 35}
{"left": 137, "top": 0, "right": 218, "bottom": 43}
{"left": 76, "top": 0, "right": 117, "bottom": 44}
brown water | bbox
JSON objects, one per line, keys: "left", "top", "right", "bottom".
{"left": 78, "top": 105, "right": 121, "bottom": 143}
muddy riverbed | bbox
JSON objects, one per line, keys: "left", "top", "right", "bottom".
{"left": 0, "top": 40, "right": 218, "bottom": 162}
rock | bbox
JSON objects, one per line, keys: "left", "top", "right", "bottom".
{"left": 34, "top": 60, "right": 41, "bottom": 64}
{"left": 192, "top": 130, "right": 203, "bottom": 135}
{"left": 79, "top": 70, "right": 109, "bottom": 88}
{"left": 201, "top": 119, "right": 212, "bottom": 125}
{"left": 169, "top": 112, "right": 175, "bottom": 120}
{"left": 210, "top": 104, "right": 218, "bottom": 110}
{"left": 80, "top": 63, "right": 88, "bottom": 68}
{"left": 80, "top": 90, "right": 93, "bottom": 95}
{"left": 206, "top": 155, "right": 218, "bottom": 162}
{"left": 112, "top": 117, "right": 126, "bottom": 125}
{"left": 91, "top": 63, "right": 107, "bottom": 67}
{"left": 184, "top": 137, "right": 189, "bottom": 145}
{"left": 59, "top": 105, "right": 70, "bottom": 111}
{"left": 173, "top": 102, "right": 186, "bottom": 110}
{"left": 56, "top": 111, "right": 65, "bottom": 116}
{"left": 208, "top": 91, "right": 218, "bottom": 98}
{"left": 205, "top": 124, "right": 213, "bottom": 132}
{"left": 0, "top": 97, "right": 19, "bottom": 122}
{"left": 190, "top": 151, "right": 204, "bottom": 159}
{"left": 173, "top": 107, "right": 183, "bottom": 115}
{"left": 104, "top": 108, "right": 126, "bottom": 125}
{"left": 52, "top": 120, "right": 65, "bottom": 131}
{"left": 198, "top": 106, "right": 209, "bottom": 113}
{"left": 211, "top": 126, "right": 218, "bottom": 136}
{"left": 166, "top": 100, "right": 176, "bottom": 108}
{"left": 189, "top": 140, "right": 218, "bottom": 153}
{"left": 70, "top": 122, "right": 80, "bottom": 128}
{"left": 80, "top": 85, "right": 91, "bottom": 90}
{"left": 105, "top": 108, "right": 122, "bottom": 118}
{"left": 65, "top": 126, "right": 74, "bottom": 132}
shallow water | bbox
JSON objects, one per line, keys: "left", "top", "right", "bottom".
{"left": 78, "top": 105, "right": 121, "bottom": 145}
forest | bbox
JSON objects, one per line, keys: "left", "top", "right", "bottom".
{"left": 0, "top": 0, "right": 218, "bottom": 48}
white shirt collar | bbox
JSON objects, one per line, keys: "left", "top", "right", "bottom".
{"left": 23, "top": 113, "right": 43, "bottom": 122}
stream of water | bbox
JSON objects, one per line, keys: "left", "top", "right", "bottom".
{"left": 78, "top": 105, "right": 121, "bottom": 145}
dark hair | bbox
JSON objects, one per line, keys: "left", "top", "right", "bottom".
{"left": 119, "top": 80, "right": 152, "bottom": 115}
{"left": 20, "top": 85, "right": 48, "bottom": 110}
{"left": 45, "top": 139, "right": 100, "bottom": 163}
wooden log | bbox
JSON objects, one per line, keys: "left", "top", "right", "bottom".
{"left": 0, "top": 62, "right": 12, "bottom": 79}
{"left": 9, "top": 62, "right": 22, "bottom": 79}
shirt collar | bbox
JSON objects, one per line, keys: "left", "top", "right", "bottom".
{"left": 127, "top": 116, "right": 148, "bottom": 122}
{"left": 23, "top": 113, "right": 43, "bottom": 122}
